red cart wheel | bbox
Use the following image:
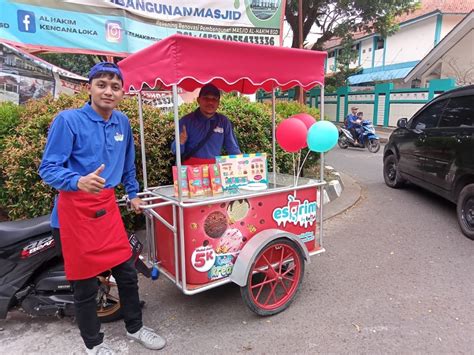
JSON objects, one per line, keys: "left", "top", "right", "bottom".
{"left": 240, "top": 238, "right": 305, "bottom": 316}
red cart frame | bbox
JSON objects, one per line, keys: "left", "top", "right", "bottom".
{"left": 118, "top": 35, "right": 328, "bottom": 315}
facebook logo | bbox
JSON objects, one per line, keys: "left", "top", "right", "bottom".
{"left": 17, "top": 10, "right": 36, "bottom": 33}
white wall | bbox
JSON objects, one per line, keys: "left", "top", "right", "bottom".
{"left": 389, "top": 103, "right": 425, "bottom": 126}
{"left": 353, "top": 104, "right": 374, "bottom": 119}
{"left": 324, "top": 102, "right": 337, "bottom": 121}
{"left": 377, "top": 95, "right": 386, "bottom": 124}
{"left": 390, "top": 91, "right": 429, "bottom": 101}
{"left": 349, "top": 93, "right": 375, "bottom": 101}
{"left": 359, "top": 38, "right": 373, "bottom": 69}
{"left": 385, "top": 16, "right": 437, "bottom": 65}
{"left": 441, "top": 14, "right": 466, "bottom": 39}
{"left": 338, "top": 96, "right": 346, "bottom": 121}
{"left": 440, "top": 30, "right": 474, "bottom": 85}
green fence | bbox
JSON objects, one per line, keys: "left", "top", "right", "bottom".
{"left": 257, "top": 78, "right": 456, "bottom": 127}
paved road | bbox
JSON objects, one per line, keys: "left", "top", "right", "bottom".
{"left": 1, "top": 145, "right": 473, "bottom": 354}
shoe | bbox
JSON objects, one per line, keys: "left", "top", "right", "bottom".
{"left": 127, "top": 326, "right": 166, "bottom": 350}
{"left": 85, "top": 343, "right": 116, "bottom": 355}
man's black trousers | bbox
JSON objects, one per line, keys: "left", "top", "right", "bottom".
{"left": 52, "top": 228, "right": 143, "bottom": 349}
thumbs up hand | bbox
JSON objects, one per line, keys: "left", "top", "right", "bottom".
{"left": 78, "top": 164, "right": 106, "bottom": 194}
{"left": 179, "top": 125, "right": 188, "bottom": 145}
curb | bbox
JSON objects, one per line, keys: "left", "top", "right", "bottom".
{"left": 323, "top": 169, "right": 362, "bottom": 221}
{"left": 320, "top": 166, "right": 362, "bottom": 217}
{"left": 322, "top": 165, "right": 343, "bottom": 205}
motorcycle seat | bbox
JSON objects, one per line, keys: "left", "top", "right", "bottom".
{"left": 0, "top": 215, "right": 51, "bottom": 248}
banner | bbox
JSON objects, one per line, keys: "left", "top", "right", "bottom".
{"left": 0, "top": 0, "right": 285, "bottom": 56}
{"left": 0, "top": 42, "right": 86, "bottom": 104}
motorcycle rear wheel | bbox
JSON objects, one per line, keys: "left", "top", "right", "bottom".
{"left": 367, "top": 139, "right": 380, "bottom": 153}
{"left": 338, "top": 137, "right": 349, "bottom": 149}
{"left": 96, "top": 275, "right": 123, "bottom": 323}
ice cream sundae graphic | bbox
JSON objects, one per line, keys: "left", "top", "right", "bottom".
{"left": 208, "top": 228, "right": 246, "bottom": 280}
{"left": 227, "top": 199, "right": 250, "bottom": 223}
{"left": 216, "top": 228, "right": 245, "bottom": 255}
{"left": 204, "top": 211, "right": 228, "bottom": 238}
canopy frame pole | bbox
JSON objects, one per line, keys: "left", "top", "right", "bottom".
{"left": 138, "top": 92, "right": 148, "bottom": 190}
{"left": 272, "top": 88, "right": 277, "bottom": 186}
{"left": 172, "top": 85, "right": 183, "bottom": 200}
{"left": 319, "top": 85, "right": 325, "bottom": 248}
{"left": 172, "top": 84, "right": 188, "bottom": 293}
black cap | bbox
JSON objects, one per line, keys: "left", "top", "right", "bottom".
{"left": 199, "top": 83, "right": 220, "bottom": 98}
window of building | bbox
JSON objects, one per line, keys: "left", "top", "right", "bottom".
{"left": 376, "top": 38, "right": 385, "bottom": 50}
{"left": 328, "top": 51, "right": 335, "bottom": 58}
{"left": 351, "top": 43, "right": 360, "bottom": 52}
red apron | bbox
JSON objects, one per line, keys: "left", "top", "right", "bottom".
{"left": 183, "top": 157, "right": 215, "bottom": 165}
{"left": 58, "top": 189, "right": 131, "bottom": 280}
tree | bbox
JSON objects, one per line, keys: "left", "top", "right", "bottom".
{"left": 285, "top": 0, "right": 420, "bottom": 50}
{"left": 36, "top": 53, "right": 120, "bottom": 77}
{"left": 325, "top": 32, "right": 361, "bottom": 92}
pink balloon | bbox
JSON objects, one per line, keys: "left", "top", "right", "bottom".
{"left": 293, "top": 113, "right": 316, "bottom": 129}
{"left": 276, "top": 118, "right": 308, "bottom": 152}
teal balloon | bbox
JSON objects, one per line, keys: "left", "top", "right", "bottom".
{"left": 307, "top": 120, "right": 339, "bottom": 152}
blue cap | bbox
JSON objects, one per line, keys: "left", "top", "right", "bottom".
{"left": 88, "top": 62, "right": 123, "bottom": 83}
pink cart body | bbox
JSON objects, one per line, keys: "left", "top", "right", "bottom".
{"left": 154, "top": 185, "right": 320, "bottom": 287}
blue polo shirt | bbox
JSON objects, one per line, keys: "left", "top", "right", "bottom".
{"left": 171, "top": 109, "right": 240, "bottom": 159}
{"left": 346, "top": 114, "right": 359, "bottom": 129}
{"left": 39, "top": 103, "right": 139, "bottom": 228}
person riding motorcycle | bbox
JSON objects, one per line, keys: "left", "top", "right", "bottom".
{"left": 346, "top": 107, "right": 362, "bottom": 145}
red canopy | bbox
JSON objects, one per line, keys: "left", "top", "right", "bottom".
{"left": 118, "top": 34, "right": 326, "bottom": 94}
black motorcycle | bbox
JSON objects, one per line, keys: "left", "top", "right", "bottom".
{"left": 0, "top": 215, "right": 150, "bottom": 322}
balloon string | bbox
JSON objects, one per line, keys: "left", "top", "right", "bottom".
{"left": 292, "top": 153, "right": 296, "bottom": 187}
{"left": 295, "top": 150, "right": 311, "bottom": 188}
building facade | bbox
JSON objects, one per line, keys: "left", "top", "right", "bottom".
{"left": 324, "top": 1, "right": 472, "bottom": 87}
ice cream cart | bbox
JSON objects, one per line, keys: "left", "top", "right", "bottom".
{"left": 118, "top": 34, "right": 328, "bottom": 315}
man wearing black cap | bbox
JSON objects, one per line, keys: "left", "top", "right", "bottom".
{"left": 171, "top": 83, "right": 241, "bottom": 165}
{"left": 40, "top": 62, "right": 166, "bottom": 354}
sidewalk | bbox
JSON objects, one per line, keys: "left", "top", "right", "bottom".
{"left": 324, "top": 171, "right": 361, "bottom": 220}
{"left": 375, "top": 126, "right": 396, "bottom": 143}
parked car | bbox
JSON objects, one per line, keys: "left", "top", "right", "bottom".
{"left": 383, "top": 85, "right": 474, "bottom": 240}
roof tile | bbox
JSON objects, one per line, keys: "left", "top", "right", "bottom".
{"left": 322, "top": 0, "right": 473, "bottom": 49}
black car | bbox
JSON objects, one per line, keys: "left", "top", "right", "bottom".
{"left": 383, "top": 85, "right": 474, "bottom": 240}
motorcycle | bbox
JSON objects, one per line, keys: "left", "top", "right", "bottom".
{"left": 0, "top": 214, "right": 150, "bottom": 322}
{"left": 338, "top": 120, "right": 381, "bottom": 153}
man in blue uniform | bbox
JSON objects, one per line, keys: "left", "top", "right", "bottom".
{"left": 346, "top": 106, "right": 362, "bottom": 145}
{"left": 39, "top": 62, "right": 166, "bottom": 354}
{"left": 171, "top": 83, "right": 241, "bottom": 165}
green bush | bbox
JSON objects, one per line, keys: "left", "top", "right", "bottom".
{"left": 0, "top": 94, "right": 88, "bottom": 220}
{"left": 0, "top": 101, "right": 24, "bottom": 206}
{"left": 0, "top": 92, "right": 319, "bottom": 227}
{"left": 273, "top": 100, "right": 320, "bottom": 121}
{"left": 0, "top": 101, "right": 23, "bottom": 151}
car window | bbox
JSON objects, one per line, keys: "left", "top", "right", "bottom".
{"left": 410, "top": 99, "right": 447, "bottom": 131}
{"left": 438, "top": 96, "right": 474, "bottom": 128}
